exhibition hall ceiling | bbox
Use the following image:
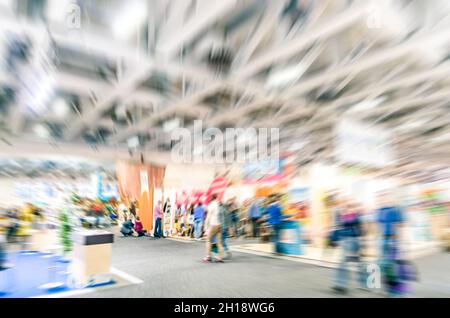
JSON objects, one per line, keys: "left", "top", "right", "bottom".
{"left": 0, "top": 0, "right": 449, "bottom": 180}
{"left": 0, "top": 156, "right": 116, "bottom": 178}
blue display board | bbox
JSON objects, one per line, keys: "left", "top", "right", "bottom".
{"left": 95, "top": 172, "right": 119, "bottom": 201}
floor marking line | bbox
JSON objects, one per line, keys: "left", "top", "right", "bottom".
{"left": 32, "top": 267, "right": 143, "bottom": 298}
{"left": 165, "top": 237, "right": 198, "bottom": 243}
{"left": 32, "top": 288, "right": 96, "bottom": 298}
{"left": 230, "top": 247, "right": 339, "bottom": 269}
{"left": 110, "top": 267, "right": 144, "bottom": 284}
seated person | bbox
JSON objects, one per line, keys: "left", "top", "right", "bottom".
{"left": 120, "top": 217, "right": 134, "bottom": 237}
{"left": 134, "top": 216, "right": 146, "bottom": 237}
{"left": 180, "top": 213, "right": 191, "bottom": 237}
{"left": 174, "top": 216, "right": 182, "bottom": 236}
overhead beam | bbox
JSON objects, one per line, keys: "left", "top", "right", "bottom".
{"left": 283, "top": 26, "right": 450, "bottom": 100}
{"left": 233, "top": 3, "right": 368, "bottom": 80}
{"left": 157, "top": 0, "right": 238, "bottom": 58}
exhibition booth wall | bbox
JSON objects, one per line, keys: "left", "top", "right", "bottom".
{"left": 115, "top": 161, "right": 165, "bottom": 232}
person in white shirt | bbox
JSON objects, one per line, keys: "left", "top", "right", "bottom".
{"left": 203, "top": 195, "right": 224, "bottom": 262}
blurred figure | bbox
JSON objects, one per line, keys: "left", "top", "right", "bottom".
{"left": 129, "top": 200, "right": 137, "bottom": 218}
{"left": 134, "top": 216, "right": 145, "bottom": 237}
{"left": 193, "top": 203, "right": 205, "bottom": 240}
{"left": 376, "top": 193, "right": 406, "bottom": 296}
{"left": 267, "top": 195, "right": 283, "bottom": 255}
{"left": 332, "top": 199, "right": 366, "bottom": 294}
{"left": 238, "top": 200, "right": 250, "bottom": 238}
{"left": 188, "top": 208, "right": 195, "bottom": 237}
{"left": 120, "top": 216, "right": 134, "bottom": 237}
{"left": 90, "top": 200, "right": 104, "bottom": 228}
{"left": 376, "top": 193, "right": 404, "bottom": 261}
{"left": 180, "top": 205, "right": 192, "bottom": 237}
{"left": 6, "top": 209, "right": 20, "bottom": 243}
{"left": 248, "top": 198, "right": 262, "bottom": 238}
{"left": 219, "top": 199, "right": 232, "bottom": 259}
{"left": 153, "top": 200, "right": 164, "bottom": 238}
{"left": 17, "top": 203, "right": 34, "bottom": 236}
{"left": 227, "top": 198, "right": 239, "bottom": 237}
{"left": 174, "top": 204, "right": 182, "bottom": 236}
{"left": 118, "top": 201, "right": 128, "bottom": 224}
{"left": 203, "top": 195, "right": 223, "bottom": 262}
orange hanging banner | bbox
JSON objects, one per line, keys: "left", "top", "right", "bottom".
{"left": 116, "top": 160, "right": 165, "bottom": 232}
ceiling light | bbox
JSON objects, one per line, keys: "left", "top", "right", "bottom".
{"left": 163, "top": 118, "right": 181, "bottom": 133}
{"left": 51, "top": 98, "right": 70, "bottom": 118}
{"left": 33, "top": 124, "right": 50, "bottom": 139}
{"left": 113, "top": 1, "right": 148, "bottom": 39}
{"left": 127, "top": 136, "right": 140, "bottom": 148}
{"left": 47, "top": 0, "right": 76, "bottom": 23}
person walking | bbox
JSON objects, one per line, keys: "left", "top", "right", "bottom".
{"left": 248, "top": 199, "right": 262, "bottom": 238}
{"left": 267, "top": 195, "right": 283, "bottom": 255}
{"left": 227, "top": 198, "right": 239, "bottom": 237}
{"left": 153, "top": 200, "right": 164, "bottom": 238}
{"left": 376, "top": 193, "right": 405, "bottom": 296}
{"left": 203, "top": 195, "right": 224, "bottom": 262}
{"left": 332, "top": 200, "right": 366, "bottom": 294}
{"left": 376, "top": 194, "right": 404, "bottom": 261}
{"left": 219, "top": 200, "right": 232, "bottom": 259}
{"left": 193, "top": 203, "right": 205, "bottom": 240}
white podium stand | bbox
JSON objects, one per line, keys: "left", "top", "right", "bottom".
{"left": 70, "top": 230, "right": 114, "bottom": 288}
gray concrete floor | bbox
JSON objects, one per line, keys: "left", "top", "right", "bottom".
{"left": 83, "top": 235, "right": 450, "bottom": 298}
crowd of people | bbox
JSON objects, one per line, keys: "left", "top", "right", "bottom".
{"left": 325, "top": 192, "right": 422, "bottom": 297}
{"left": 165, "top": 194, "right": 286, "bottom": 262}
{"left": 1, "top": 189, "right": 446, "bottom": 298}
{"left": 185, "top": 190, "right": 447, "bottom": 297}
{"left": 171, "top": 196, "right": 277, "bottom": 241}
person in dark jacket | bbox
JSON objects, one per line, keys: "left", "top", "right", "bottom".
{"left": 120, "top": 216, "right": 134, "bottom": 237}
{"left": 332, "top": 199, "right": 366, "bottom": 294}
{"left": 266, "top": 195, "right": 284, "bottom": 254}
